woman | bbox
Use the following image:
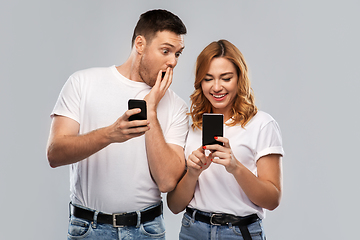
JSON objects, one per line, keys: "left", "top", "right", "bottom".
{"left": 167, "top": 40, "right": 284, "bottom": 240}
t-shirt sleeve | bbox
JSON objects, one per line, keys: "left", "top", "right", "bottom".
{"left": 164, "top": 99, "right": 189, "bottom": 148}
{"left": 50, "top": 74, "right": 81, "bottom": 123}
{"left": 255, "top": 120, "right": 284, "bottom": 161}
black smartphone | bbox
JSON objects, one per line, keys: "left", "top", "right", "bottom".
{"left": 202, "top": 113, "right": 224, "bottom": 146}
{"left": 128, "top": 99, "right": 147, "bottom": 121}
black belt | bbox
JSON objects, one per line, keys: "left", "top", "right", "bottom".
{"left": 70, "top": 202, "right": 162, "bottom": 227}
{"left": 186, "top": 207, "right": 259, "bottom": 240}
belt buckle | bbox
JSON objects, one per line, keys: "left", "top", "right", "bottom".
{"left": 210, "top": 213, "right": 222, "bottom": 226}
{"left": 113, "top": 212, "right": 126, "bottom": 227}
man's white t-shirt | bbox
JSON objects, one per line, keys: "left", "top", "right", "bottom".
{"left": 51, "top": 66, "right": 188, "bottom": 214}
{"left": 185, "top": 111, "right": 284, "bottom": 219}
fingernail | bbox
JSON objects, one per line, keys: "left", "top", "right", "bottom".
{"left": 211, "top": 159, "right": 213, "bottom": 161}
{"left": 204, "top": 163, "right": 207, "bottom": 165}
{"left": 203, "top": 146, "right": 206, "bottom": 149}
{"left": 214, "top": 137, "right": 218, "bottom": 140}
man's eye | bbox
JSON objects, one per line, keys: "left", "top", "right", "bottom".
{"left": 175, "top": 52, "right": 182, "bottom": 58}
{"left": 163, "top": 49, "right": 169, "bottom": 54}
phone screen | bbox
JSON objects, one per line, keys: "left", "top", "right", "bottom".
{"left": 128, "top": 99, "right": 147, "bottom": 121}
{"left": 202, "top": 113, "right": 223, "bottom": 146}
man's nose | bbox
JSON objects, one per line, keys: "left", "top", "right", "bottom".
{"left": 167, "top": 55, "right": 177, "bottom": 68}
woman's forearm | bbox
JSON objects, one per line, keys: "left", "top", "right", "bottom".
{"left": 167, "top": 171, "right": 199, "bottom": 214}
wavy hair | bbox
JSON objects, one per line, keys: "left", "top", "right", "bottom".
{"left": 190, "top": 39, "right": 258, "bottom": 130}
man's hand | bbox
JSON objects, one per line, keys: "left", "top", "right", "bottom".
{"left": 144, "top": 67, "right": 173, "bottom": 112}
{"left": 107, "top": 108, "right": 150, "bottom": 143}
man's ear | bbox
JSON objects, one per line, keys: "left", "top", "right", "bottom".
{"left": 134, "top": 35, "right": 146, "bottom": 54}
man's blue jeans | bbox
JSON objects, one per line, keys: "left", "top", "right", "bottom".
{"left": 67, "top": 202, "right": 165, "bottom": 240}
{"left": 179, "top": 209, "right": 266, "bottom": 240}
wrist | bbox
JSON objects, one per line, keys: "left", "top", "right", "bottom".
{"left": 187, "top": 168, "right": 201, "bottom": 179}
{"left": 147, "top": 108, "right": 158, "bottom": 120}
{"left": 228, "top": 160, "right": 243, "bottom": 175}
{"left": 102, "top": 124, "right": 116, "bottom": 144}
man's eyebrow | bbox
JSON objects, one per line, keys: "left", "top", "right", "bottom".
{"left": 160, "top": 43, "right": 175, "bottom": 48}
{"left": 161, "top": 43, "right": 185, "bottom": 51}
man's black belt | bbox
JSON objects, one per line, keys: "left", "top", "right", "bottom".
{"left": 70, "top": 202, "right": 162, "bottom": 227}
{"left": 186, "top": 207, "right": 259, "bottom": 240}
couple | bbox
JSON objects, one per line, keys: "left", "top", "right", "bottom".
{"left": 47, "top": 9, "right": 284, "bottom": 240}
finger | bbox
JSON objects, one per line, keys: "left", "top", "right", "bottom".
{"left": 192, "top": 150, "right": 207, "bottom": 165}
{"left": 210, "top": 151, "right": 229, "bottom": 160}
{"left": 164, "top": 68, "right": 173, "bottom": 89}
{"left": 188, "top": 155, "right": 203, "bottom": 169}
{"left": 203, "top": 144, "right": 222, "bottom": 152}
{"left": 153, "top": 70, "right": 163, "bottom": 88}
{"left": 124, "top": 108, "right": 142, "bottom": 120}
{"left": 210, "top": 157, "right": 223, "bottom": 165}
{"left": 126, "top": 124, "right": 150, "bottom": 134}
{"left": 128, "top": 119, "right": 149, "bottom": 128}
{"left": 207, "top": 152, "right": 214, "bottom": 161}
{"left": 160, "top": 67, "right": 172, "bottom": 90}
{"left": 198, "top": 146, "right": 205, "bottom": 153}
{"left": 214, "top": 136, "right": 230, "bottom": 148}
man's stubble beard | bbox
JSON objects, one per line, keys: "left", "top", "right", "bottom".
{"left": 138, "top": 55, "right": 156, "bottom": 87}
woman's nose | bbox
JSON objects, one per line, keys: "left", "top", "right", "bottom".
{"left": 212, "top": 80, "right": 222, "bottom": 92}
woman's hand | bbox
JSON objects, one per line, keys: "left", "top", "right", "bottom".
{"left": 203, "top": 136, "right": 239, "bottom": 174}
{"left": 187, "top": 146, "right": 212, "bottom": 177}
{"left": 205, "top": 136, "right": 283, "bottom": 210}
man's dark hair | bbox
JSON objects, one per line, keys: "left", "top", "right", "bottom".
{"left": 131, "top": 9, "right": 187, "bottom": 46}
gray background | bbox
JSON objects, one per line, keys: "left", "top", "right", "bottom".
{"left": 1, "top": 0, "right": 359, "bottom": 239}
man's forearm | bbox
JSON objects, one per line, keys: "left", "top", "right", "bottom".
{"left": 47, "top": 127, "right": 111, "bottom": 168}
{"left": 47, "top": 111, "right": 150, "bottom": 168}
{"left": 145, "top": 113, "right": 185, "bottom": 193}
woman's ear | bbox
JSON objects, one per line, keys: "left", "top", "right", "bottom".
{"left": 134, "top": 35, "right": 146, "bottom": 54}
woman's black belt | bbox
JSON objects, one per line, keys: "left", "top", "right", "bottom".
{"left": 186, "top": 207, "right": 259, "bottom": 240}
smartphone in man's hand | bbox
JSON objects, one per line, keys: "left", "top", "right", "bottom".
{"left": 202, "top": 113, "right": 223, "bottom": 146}
{"left": 128, "top": 99, "right": 147, "bottom": 121}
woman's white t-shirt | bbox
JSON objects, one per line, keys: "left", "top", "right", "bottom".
{"left": 186, "top": 111, "right": 284, "bottom": 219}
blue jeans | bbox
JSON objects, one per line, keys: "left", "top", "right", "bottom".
{"left": 67, "top": 203, "right": 165, "bottom": 240}
{"left": 179, "top": 209, "right": 266, "bottom": 240}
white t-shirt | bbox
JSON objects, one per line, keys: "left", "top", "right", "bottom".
{"left": 186, "top": 111, "right": 284, "bottom": 219}
{"left": 51, "top": 66, "right": 189, "bottom": 214}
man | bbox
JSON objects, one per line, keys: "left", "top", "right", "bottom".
{"left": 47, "top": 9, "right": 188, "bottom": 239}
